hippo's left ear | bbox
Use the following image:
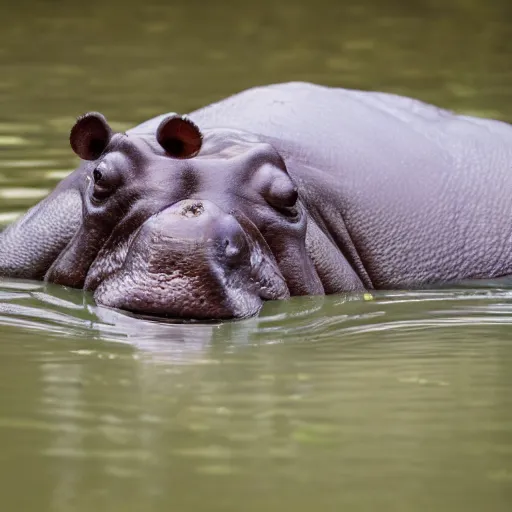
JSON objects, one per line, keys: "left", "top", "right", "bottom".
{"left": 70, "top": 112, "right": 113, "bottom": 161}
{"left": 156, "top": 115, "right": 203, "bottom": 159}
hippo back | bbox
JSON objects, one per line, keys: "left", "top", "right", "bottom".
{"left": 134, "top": 82, "right": 512, "bottom": 288}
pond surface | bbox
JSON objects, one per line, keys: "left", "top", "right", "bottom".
{"left": 1, "top": 0, "right": 512, "bottom": 511}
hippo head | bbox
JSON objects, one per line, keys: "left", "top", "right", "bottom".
{"left": 44, "top": 112, "right": 323, "bottom": 319}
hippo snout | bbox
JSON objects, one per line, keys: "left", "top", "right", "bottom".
{"left": 91, "top": 199, "right": 289, "bottom": 319}
{"left": 141, "top": 199, "right": 248, "bottom": 264}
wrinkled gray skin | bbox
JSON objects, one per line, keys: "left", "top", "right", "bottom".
{"left": 1, "top": 81, "right": 512, "bottom": 319}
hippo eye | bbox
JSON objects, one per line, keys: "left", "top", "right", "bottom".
{"left": 264, "top": 176, "right": 299, "bottom": 217}
{"left": 90, "top": 161, "right": 120, "bottom": 202}
{"left": 280, "top": 188, "right": 298, "bottom": 208}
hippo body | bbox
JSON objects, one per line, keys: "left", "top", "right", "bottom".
{"left": 1, "top": 82, "right": 512, "bottom": 319}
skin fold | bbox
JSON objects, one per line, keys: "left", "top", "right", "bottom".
{"left": 1, "top": 82, "right": 512, "bottom": 319}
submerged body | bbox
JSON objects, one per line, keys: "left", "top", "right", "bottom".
{"left": 1, "top": 82, "right": 512, "bottom": 319}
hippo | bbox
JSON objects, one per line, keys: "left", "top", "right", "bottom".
{"left": 1, "top": 81, "right": 512, "bottom": 319}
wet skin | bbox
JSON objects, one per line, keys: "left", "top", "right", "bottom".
{"left": 1, "top": 82, "right": 512, "bottom": 319}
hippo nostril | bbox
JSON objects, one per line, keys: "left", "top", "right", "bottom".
{"left": 223, "top": 232, "right": 248, "bottom": 260}
{"left": 224, "top": 238, "right": 239, "bottom": 258}
{"left": 181, "top": 202, "right": 204, "bottom": 218}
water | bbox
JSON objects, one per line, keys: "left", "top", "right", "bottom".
{"left": 1, "top": 0, "right": 512, "bottom": 510}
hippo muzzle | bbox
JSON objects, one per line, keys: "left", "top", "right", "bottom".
{"left": 88, "top": 199, "right": 290, "bottom": 319}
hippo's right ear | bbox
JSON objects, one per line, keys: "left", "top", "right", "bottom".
{"left": 70, "top": 112, "right": 113, "bottom": 161}
{"left": 156, "top": 115, "right": 203, "bottom": 159}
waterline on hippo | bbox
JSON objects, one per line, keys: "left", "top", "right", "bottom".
{"left": 1, "top": 81, "right": 512, "bottom": 320}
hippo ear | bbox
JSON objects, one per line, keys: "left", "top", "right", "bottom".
{"left": 156, "top": 115, "right": 203, "bottom": 159}
{"left": 70, "top": 112, "right": 112, "bottom": 161}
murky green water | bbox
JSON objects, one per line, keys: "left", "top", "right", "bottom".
{"left": 1, "top": 0, "right": 512, "bottom": 510}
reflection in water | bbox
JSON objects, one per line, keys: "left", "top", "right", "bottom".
{"left": 5, "top": 280, "right": 512, "bottom": 349}
{"left": 1, "top": 283, "right": 512, "bottom": 511}
{"left": 2, "top": 281, "right": 512, "bottom": 349}
{"left": 1, "top": 0, "right": 512, "bottom": 510}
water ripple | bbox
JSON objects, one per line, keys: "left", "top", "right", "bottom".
{"left": 0, "top": 280, "right": 510, "bottom": 354}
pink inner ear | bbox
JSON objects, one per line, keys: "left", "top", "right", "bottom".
{"left": 157, "top": 117, "right": 203, "bottom": 158}
{"left": 70, "top": 112, "right": 112, "bottom": 161}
